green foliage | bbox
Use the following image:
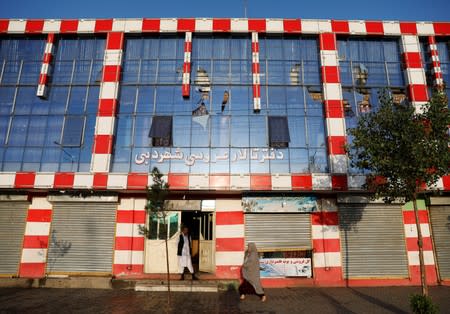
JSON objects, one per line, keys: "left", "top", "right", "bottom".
{"left": 139, "top": 167, "right": 170, "bottom": 239}
{"left": 409, "top": 294, "right": 439, "bottom": 314}
{"left": 348, "top": 89, "right": 450, "bottom": 202}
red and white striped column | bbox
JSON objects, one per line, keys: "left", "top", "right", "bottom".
{"left": 427, "top": 36, "right": 444, "bottom": 88}
{"left": 401, "top": 35, "right": 429, "bottom": 112}
{"left": 402, "top": 201, "right": 437, "bottom": 284}
{"left": 113, "top": 198, "right": 146, "bottom": 276}
{"left": 215, "top": 199, "right": 245, "bottom": 279}
{"left": 182, "top": 32, "right": 192, "bottom": 98}
{"left": 90, "top": 32, "right": 124, "bottom": 173}
{"left": 36, "top": 33, "right": 55, "bottom": 98}
{"left": 319, "top": 33, "right": 348, "bottom": 192}
{"left": 251, "top": 32, "right": 261, "bottom": 112}
{"left": 311, "top": 199, "right": 343, "bottom": 284}
{"left": 19, "top": 197, "right": 52, "bottom": 278}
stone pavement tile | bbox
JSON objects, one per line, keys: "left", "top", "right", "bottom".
{"left": 0, "top": 286, "right": 449, "bottom": 314}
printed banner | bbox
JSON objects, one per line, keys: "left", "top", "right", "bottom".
{"left": 242, "top": 196, "right": 317, "bottom": 213}
{"left": 260, "top": 258, "right": 312, "bottom": 278}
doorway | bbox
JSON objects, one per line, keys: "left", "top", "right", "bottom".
{"left": 181, "top": 211, "right": 215, "bottom": 273}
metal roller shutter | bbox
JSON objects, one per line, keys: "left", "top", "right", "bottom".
{"left": 46, "top": 202, "right": 116, "bottom": 274}
{"left": 245, "top": 213, "right": 311, "bottom": 250}
{"left": 429, "top": 206, "right": 450, "bottom": 280}
{"left": 339, "top": 204, "right": 408, "bottom": 278}
{"left": 0, "top": 202, "right": 28, "bottom": 275}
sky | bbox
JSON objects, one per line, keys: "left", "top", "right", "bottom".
{"left": 1, "top": 0, "right": 449, "bottom": 21}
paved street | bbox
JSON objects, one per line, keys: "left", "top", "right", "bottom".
{"left": 0, "top": 286, "right": 449, "bottom": 314}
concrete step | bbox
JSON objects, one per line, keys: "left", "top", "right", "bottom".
{"left": 135, "top": 280, "right": 218, "bottom": 292}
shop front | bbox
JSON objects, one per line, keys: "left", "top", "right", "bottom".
{"left": 243, "top": 195, "right": 316, "bottom": 280}
{"left": 144, "top": 200, "right": 216, "bottom": 274}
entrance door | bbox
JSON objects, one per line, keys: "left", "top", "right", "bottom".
{"left": 144, "top": 212, "right": 181, "bottom": 273}
{"left": 199, "top": 212, "right": 215, "bottom": 273}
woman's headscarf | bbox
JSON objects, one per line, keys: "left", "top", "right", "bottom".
{"left": 242, "top": 242, "right": 264, "bottom": 295}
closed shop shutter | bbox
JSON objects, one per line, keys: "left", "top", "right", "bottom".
{"left": 429, "top": 206, "right": 450, "bottom": 280}
{"left": 339, "top": 204, "right": 408, "bottom": 278}
{"left": 0, "top": 202, "right": 28, "bottom": 275}
{"left": 245, "top": 213, "right": 311, "bottom": 250}
{"left": 46, "top": 202, "right": 116, "bottom": 274}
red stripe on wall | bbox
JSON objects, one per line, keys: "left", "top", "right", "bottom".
{"left": 213, "top": 19, "right": 231, "bottom": 32}
{"left": 311, "top": 212, "right": 338, "bottom": 225}
{"left": 248, "top": 19, "right": 266, "bottom": 32}
{"left": 216, "top": 211, "right": 244, "bottom": 225}
{"left": 113, "top": 264, "right": 144, "bottom": 275}
{"left": 331, "top": 20, "right": 349, "bottom": 34}
{"left": 319, "top": 33, "right": 336, "bottom": 51}
{"left": 405, "top": 237, "right": 434, "bottom": 251}
{"left": 216, "top": 237, "right": 245, "bottom": 252}
{"left": 93, "top": 135, "right": 114, "bottom": 154}
{"left": 116, "top": 210, "right": 146, "bottom": 224}
{"left": 27, "top": 209, "right": 52, "bottom": 222}
{"left": 93, "top": 173, "right": 108, "bottom": 189}
{"left": 60, "top": 20, "right": 79, "bottom": 33}
{"left": 95, "top": 19, "right": 113, "bottom": 32}
{"left": 115, "top": 237, "right": 145, "bottom": 250}
{"left": 127, "top": 173, "right": 149, "bottom": 190}
{"left": 177, "top": 19, "right": 195, "bottom": 32}
{"left": 25, "top": 20, "right": 44, "bottom": 33}
{"left": 0, "top": 19, "right": 9, "bottom": 33}
{"left": 283, "top": 19, "right": 301, "bottom": 33}
{"left": 168, "top": 173, "right": 189, "bottom": 189}
{"left": 402, "top": 210, "right": 429, "bottom": 224}
{"left": 332, "top": 175, "right": 348, "bottom": 191}
{"left": 365, "top": 21, "right": 384, "bottom": 35}
{"left": 400, "top": 22, "right": 417, "bottom": 34}
{"left": 142, "top": 19, "right": 160, "bottom": 32}
{"left": 313, "top": 238, "right": 341, "bottom": 253}
{"left": 19, "top": 263, "right": 46, "bottom": 278}
{"left": 215, "top": 265, "right": 241, "bottom": 279}
{"left": 106, "top": 32, "right": 124, "bottom": 50}
{"left": 324, "top": 100, "right": 344, "bottom": 118}
{"left": 291, "top": 174, "right": 313, "bottom": 190}
{"left": 433, "top": 22, "right": 450, "bottom": 36}
{"left": 22, "top": 235, "right": 49, "bottom": 248}
{"left": 53, "top": 172, "right": 75, "bottom": 188}
{"left": 102, "top": 65, "right": 122, "bottom": 82}
{"left": 402, "top": 52, "right": 423, "bottom": 68}
{"left": 408, "top": 84, "right": 429, "bottom": 102}
{"left": 250, "top": 175, "right": 272, "bottom": 190}
{"left": 321, "top": 66, "right": 340, "bottom": 83}
{"left": 97, "top": 99, "right": 118, "bottom": 116}
{"left": 328, "top": 136, "right": 347, "bottom": 155}
{"left": 14, "top": 172, "right": 36, "bottom": 188}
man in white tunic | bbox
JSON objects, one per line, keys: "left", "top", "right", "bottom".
{"left": 177, "top": 226, "right": 196, "bottom": 280}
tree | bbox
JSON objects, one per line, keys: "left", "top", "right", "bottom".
{"left": 139, "top": 167, "right": 172, "bottom": 309}
{"left": 347, "top": 89, "right": 450, "bottom": 296}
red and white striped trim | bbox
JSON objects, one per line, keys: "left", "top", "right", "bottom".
{"left": 36, "top": 33, "right": 55, "bottom": 98}
{"left": 319, "top": 33, "right": 348, "bottom": 174}
{"left": 427, "top": 36, "right": 444, "bottom": 88}
{"left": 0, "top": 18, "right": 449, "bottom": 36}
{"left": 2, "top": 171, "right": 450, "bottom": 192}
{"left": 401, "top": 35, "right": 429, "bottom": 112}
{"left": 90, "top": 32, "right": 124, "bottom": 173}
{"left": 19, "top": 197, "right": 52, "bottom": 278}
{"left": 182, "top": 32, "right": 192, "bottom": 98}
{"left": 113, "top": 198, "right": 145, "bottom": 276}
{"left": 251, "top": 32, "right": 261, "bottom": 112}
{"left": 402, "top": 205, "right": 438, "bottom": 284}
{"left": 215, "top": 199, "right": 245, "bottom": 279}
{"left": 311, "top": 199, "right": 342, "bottom": 283}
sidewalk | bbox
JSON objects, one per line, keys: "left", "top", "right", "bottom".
{"left": 0, "top": 286, "right": 449, "bottom": 313}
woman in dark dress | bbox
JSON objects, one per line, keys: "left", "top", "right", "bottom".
{"left": 239, "top": 242, "right": 267, "bottom": 302}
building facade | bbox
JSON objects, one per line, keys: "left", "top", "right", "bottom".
{"left": 0, "top": 18, "right": 449, "bottom": 286}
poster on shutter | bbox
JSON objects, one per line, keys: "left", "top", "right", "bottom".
{"left": 260, "top": 258, "right": 312, "bottom": 278}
